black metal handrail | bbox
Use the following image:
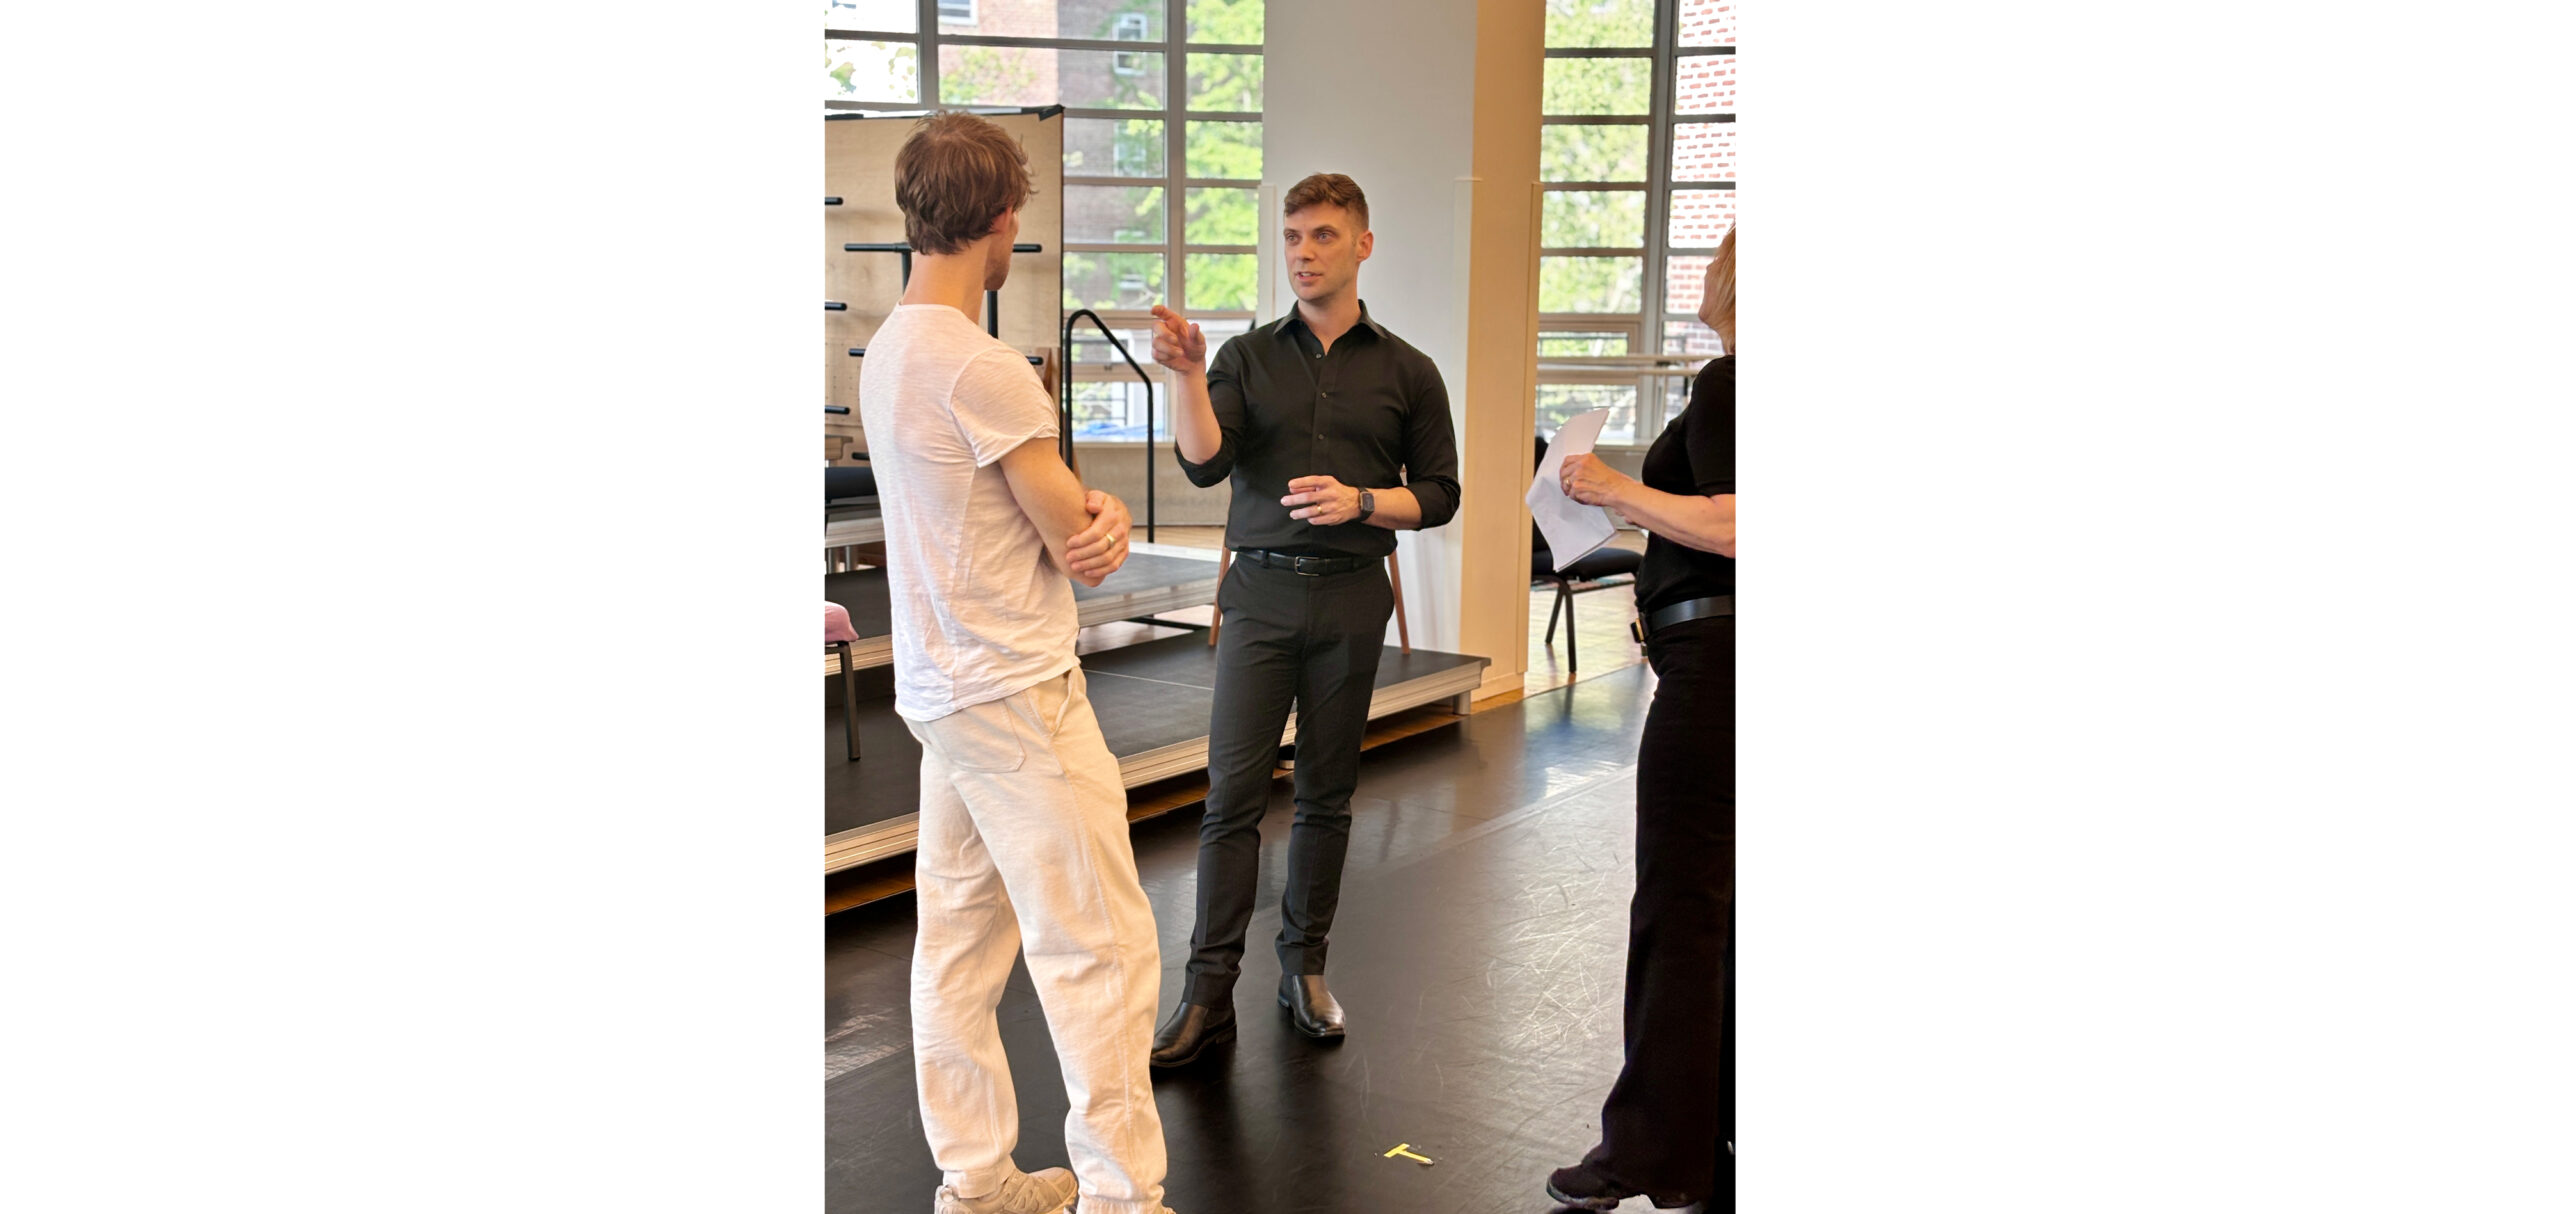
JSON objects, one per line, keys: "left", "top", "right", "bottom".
{"left": 1062, "top": 309, "right": 1156, "bottom": 543}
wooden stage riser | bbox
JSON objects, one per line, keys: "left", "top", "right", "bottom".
{"left": 824, "top": 515, "right": 884, "bottom": 548}
{"left": 824, "top": 704, "right": 1469, "bottom": 911}
{"left": 825, "top": 626, "right": 1488, "bottom": 863}
{"left": 824, "top": 545, "right": 1222, "bottom": 674}
{"left": 824, "top": 681, "right": 1479, "bottom": 875}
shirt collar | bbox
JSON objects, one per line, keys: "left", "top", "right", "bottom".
{"left": 1280, "top": 299, "right": 1386, "bottom": 341}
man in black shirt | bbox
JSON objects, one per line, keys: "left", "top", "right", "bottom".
{"left": 1144, "top": 174, "right": 1462, "bottom": 1065}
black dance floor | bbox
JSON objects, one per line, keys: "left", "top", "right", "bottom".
{"left": 824, "top": 663, "right": 1695, "bottom": 1213}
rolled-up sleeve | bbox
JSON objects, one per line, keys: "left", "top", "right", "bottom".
{"left": 1173, "top": 342, "right": 1249, "bottom": 487}
{"left": 1399, "top": 355, "right": 1462, "bottom": 530}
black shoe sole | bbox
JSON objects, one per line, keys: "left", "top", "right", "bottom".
{"left": 1543, "top": 1179, "right": 1620, "bottom": 1211}
{"left": 1543, "top": 1178, "right": 1697, "bottom": 1211}
{"left": 1147, "top": 1018, "right": 1236, "bottom": 1068}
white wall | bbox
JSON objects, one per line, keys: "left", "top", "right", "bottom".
{"left": 1265, "top": 0, "right": 1481, "bottom": 653}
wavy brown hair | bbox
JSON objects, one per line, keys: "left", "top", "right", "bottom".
{"left": 893, "top": 111, "right": 1033, "bottom": 256}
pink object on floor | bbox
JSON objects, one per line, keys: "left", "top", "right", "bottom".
{"left": 825, "top": 602, "right": 858, "bottom": 644}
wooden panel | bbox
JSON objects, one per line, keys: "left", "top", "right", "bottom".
{"left": 1460, "top": 0, "right": 1548, "bottom": 702}
{"left": 993, "top": 113, "right": 1064, "bottom": 357}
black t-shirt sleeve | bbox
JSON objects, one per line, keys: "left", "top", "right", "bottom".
{"left": 1686, "top": 356, "right": 1736, "bottom": 497}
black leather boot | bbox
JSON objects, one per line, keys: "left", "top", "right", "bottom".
{"left": 1148, "top": 1002, "right": 1236, "bottom": 1068}
{"left": 1543, "top": 1162, "right": 1698, "bottom": 1211}
{"left": 1277, "top": 975, "right": 1346, "bottom": 1040}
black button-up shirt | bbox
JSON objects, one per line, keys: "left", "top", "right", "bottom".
{"left": 1175, "top": 300, "right": 1462, "bottom": 558}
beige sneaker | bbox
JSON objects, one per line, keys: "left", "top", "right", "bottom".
{"left": 932, "top": 1166, "right": 1076, "bottom": 1214}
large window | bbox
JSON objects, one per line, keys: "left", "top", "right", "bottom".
{"left": 1539, "top": 0, "right": 1735, "bottom": 446}
{"left": 825, "top": 0, "right": 1267, "bottom": 442}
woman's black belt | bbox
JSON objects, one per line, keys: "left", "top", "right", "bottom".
{"left": 1632, "top": 594, "right": 1734, "bottom": 644}
{"left": 1232, "top": 548, "right": 1378, "bottom": 576}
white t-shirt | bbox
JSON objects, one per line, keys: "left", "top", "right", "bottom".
{"left": 859, "top": 304, "right": 1079, "bottom": 722}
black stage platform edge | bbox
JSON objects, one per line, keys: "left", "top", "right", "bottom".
{"left": 823, "top": 548, "right": 1224, "bottom": 672}
{"left": 824, "top": 702, "right": 1468, "bottom": 914}
{"left": 825, "top": 630, "right": 1488, "bottom": 846}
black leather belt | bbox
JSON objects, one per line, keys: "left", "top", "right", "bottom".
{"left": 1632, "top": 595, "right": 1734, "bottom": 645}
{"left": 1233, "top": 548, "right": 1378, "bottom": 576}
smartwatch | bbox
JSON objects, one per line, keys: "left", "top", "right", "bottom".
{"left": 1355, "top": 489, "right": 1376, "bottom": 523}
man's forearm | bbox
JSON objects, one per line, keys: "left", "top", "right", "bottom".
{"left": 1361, "top": 485, "right": 1423, "bottom": 530}
{"left": 1168, "top": 366, "right": 1221, "bottom": 465}
{"left": 997, "top": 439, "right": 1103, "bottom": 572}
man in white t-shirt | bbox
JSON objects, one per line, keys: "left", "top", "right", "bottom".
{"left": 860, "top": 111, "right": 1175, "bottom": 1214}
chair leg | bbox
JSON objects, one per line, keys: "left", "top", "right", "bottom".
{"left": 1544, "top": 578, "right": 1565, "bottom": 645}
{"left": 834, "top": 642, "right": 859, "bottom": 761}
{"left": 1563, "top": 582, "right": 1578, "bottom": 674}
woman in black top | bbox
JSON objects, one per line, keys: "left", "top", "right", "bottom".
{"left": 1544, "top": 226, "right": 1737, "bottom": 1212}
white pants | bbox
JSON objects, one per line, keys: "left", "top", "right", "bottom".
{"left": 906, "top": 667, "right": 1170, "bottom": 1214}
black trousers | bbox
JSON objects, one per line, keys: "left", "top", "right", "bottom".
{"left": 1180, "top": 557, "right": 1396, "bottom": 1010}
{"left": 1587, "top": 614, "right": 1735, "bottom": 1204}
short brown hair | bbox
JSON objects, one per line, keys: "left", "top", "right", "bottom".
{"left": 1283, "top": 173, "right": 1369, "bottom": 230}
{"left": 893, "top": 111, "right": 1034, "bottom": 255}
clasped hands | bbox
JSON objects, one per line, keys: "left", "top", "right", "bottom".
{"left": 1068, "top": 475, "right": 1359, "bottom": 591}
{"left": 1281, "top": 475, "right": 1365, "bottom": 526}
{"left": 1065, "top": 490, "right": 1132, "bottom": 587}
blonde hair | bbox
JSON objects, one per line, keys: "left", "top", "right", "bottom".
{"left": 1701, "top": 226, "right": 1736, "bottom": 352}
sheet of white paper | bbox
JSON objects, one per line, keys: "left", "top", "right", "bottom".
{"left": 1525, "top": 408, "right": 1618, "bottom": 571}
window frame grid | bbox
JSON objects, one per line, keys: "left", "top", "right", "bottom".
{"left": 1536, "top": 1, "right": 1736, "bottom": 446}
{"left": 827, "top": 2, "right": 1267, "bottom": 442}
{"left": 1656, "top": 46, "right": 1734, "bottom": 422}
